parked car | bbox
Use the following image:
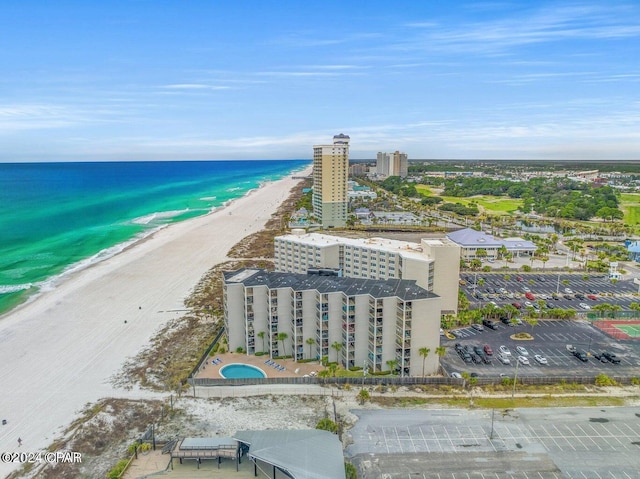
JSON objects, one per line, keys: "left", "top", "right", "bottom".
{"left": 497, "top": 353, "right": 511, "bottom": 364}
{"left": 512, "top": 302, "right": 522, "bottom": 309}
{"left": 563, "top": 294, "right": 573, "bottom": 300}
{"left": 483, "top": 344, "right": 493, "bottom": 356}
{"left": 482, "top": 319, "right": 498, "bottom": 330}
{"left": 471, "top": 323, "right": 484, "bottom": 331}
{"left": 564, "top": 288, "right": 574, "bottom": 294}
{"left": 499, "top": 288, "right": 507, "bottom": 294}
{"left": 573, "top": 349, "right": 588, "bottom": 362}
{"left": 481, "top": 354, "right": 492, "bottom": 364}
{"left": 499, "top": 345, "right": 511, "bottom": 356}
{"left": 537, "top": 276, "right": 546, "bottom": 282}
{"left": 524, "top": 301, "right": 533, "bottom": 308}
{"left": 587, "top": 294, "right": 598, "bottom": 300}
{"left": 518, "top": 355, "right": 530, "bottom": 365}
{"left": 516, "top": 275, "right": 523, "bottom": 282}
{"left": 579, "top": 303, "right": 591, "bottom": 310}
{"left": 592, "top": 351, "right": 608, "bottom": 363}
{"left": 451, "top": 372, "right": 463, "bottom": 378}
{"left": 516, "top": 346, "right": 529, "bottom": 356}
{"left": 473, "top": 346, "right": 484, "bottom": 356}
{"left": 534, "top": 354, "right": 548, "bottom": 365}
{"left": 471, "top": 354, "right": 481, "bottom": 364}
{"left": 551, "top": 293, "right": 560, "bottom": 300}
{"left": 546, "top": 301, "right": 555, "bottom": 309}
{"left": 603, "top": 351, "right": 621, "bottom": 364}
{"left": 525, "top": 292, "right": 535, "bottom": 300}
{"left": 522, "top": 286, "right": 531, "bottom": 293}
{"left": 575, "top": 293, "right": 585, "bottom": 300}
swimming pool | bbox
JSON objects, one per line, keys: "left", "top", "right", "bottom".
{"left": 219, "top": 363, "right": 267, "bottom": 379}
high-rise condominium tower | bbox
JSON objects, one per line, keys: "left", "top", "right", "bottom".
{"left": 312, "top": 134, "right": 349, "bottom": 228}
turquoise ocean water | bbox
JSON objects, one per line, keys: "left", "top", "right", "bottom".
{"left": 0, "top": 160, "right": 309, "bottom": 316}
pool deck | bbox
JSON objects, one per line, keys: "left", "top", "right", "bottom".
{"left": 195, "top": 353, "right": 325, "bottom": 379}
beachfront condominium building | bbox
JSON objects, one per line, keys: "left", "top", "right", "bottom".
{"left": 312, "top": 134, "right": 349, "bottom": 228}
{"left": 223, "top": 268, "right": 441, "bottom": 376}
{"left": 376, "top": 151, "right": 408, "bottom": 178}
{"left": 274, "top": 231, "right": 460, "bottom": 315}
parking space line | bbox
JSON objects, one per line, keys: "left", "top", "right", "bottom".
{"left": 576, "top": 424, "right": 601, "bottom": 450}
{"left": 602, "top": 424, "right": 628, "bottom": 450}
{"left": 553, "top": 424, "right": 576, "bottom": 451}
{"left": 609, "top": 424, "right": 631, "bottom": 449}
{"left": 382, "top": 426, "right": 390, "bottom": 453}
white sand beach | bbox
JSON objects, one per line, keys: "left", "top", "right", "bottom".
{"left": 0, "top": 167, "right": 310, "bottom": 477}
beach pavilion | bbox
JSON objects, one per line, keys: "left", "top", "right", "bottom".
{"left": 234, "top": 429, "right": 346, "bottom": 479}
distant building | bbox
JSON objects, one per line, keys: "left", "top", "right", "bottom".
{"left": 376, "top": 151, "right": 408, "bottom": 178}
{"left": 223, "top": 268, "right": 441, "bottom": 375}
{"left": 274, "top": 231, "right": 460, "bottom": 315}
{"left": 313, "top": 134, "right": 350, "bottom": 228}
{"left": 447, "top": 228, "right": 537, "bottom": 260}
{"left": 349, "top": 163, "right": 368, "bottom": 177}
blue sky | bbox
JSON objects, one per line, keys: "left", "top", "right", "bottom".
{"left": 1, "top": 1, "right": 639, "bottom": 161}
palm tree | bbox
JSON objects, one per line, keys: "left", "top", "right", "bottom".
{"left": 525, "top": 317, "right": 539, "bottom": 331}
{"left": 419, "top": 347, "right": 431, "bottom": 377}
{"left": 276, "top": 332, "right": 288, "bottom": 357}
{"left": 306, "top": 337, "right": 316, "bottom": 359}
{"left": 386, "top": 359, "right": 398, "bottom": 375}
{"left": 257, "top": 331, "right": 265, "bottom": 352}
{"left": 328, "top": 363, "right": 338, "bottom": 377}
{"left": 331, "top": 341, "right": 343, "bottom": 364}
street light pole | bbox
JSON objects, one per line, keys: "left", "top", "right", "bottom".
{"left": 511, "top": 358, "right": 519, "bottom": 400}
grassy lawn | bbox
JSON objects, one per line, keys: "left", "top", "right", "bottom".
{"left": 620, "top": 193, "right": 640, "bottom": 225}
{"left": 415, "top": 184, "right": 434, "bottom": 196}
{"left": 372, "top": 395, "right": 627, "bottom": 409}
{"left": 438, "top": 195, "right": 523, "bottom": 215}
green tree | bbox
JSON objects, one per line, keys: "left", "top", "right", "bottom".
{"left": 257, "top": 331, "right": 265, "bottom": 352}
{"left": 345, "top": 462, "right": 357, "bottom": 479}
{"left": 277, "top": 332, "right": 288, "bottom": 356}
{"left": 386, "top": 359, "right": 398, "bottom": 374}
{"left": 419, "top": 347, "right": 431, "bottom": 377}
{"left": 331, "top": 341, "right": 343, "bottom": 363}
{"left": 357, "top": 388, "right": 370, "bottom": 405}
{"left": 306, "top": 337, "right": 316, "bottom": 359}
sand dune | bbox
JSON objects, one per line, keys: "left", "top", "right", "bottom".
{"left": 0, "top": 167, "right": 310, "bottom": 477}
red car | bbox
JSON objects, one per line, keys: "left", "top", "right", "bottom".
{"left": 512, "top": 302, "right": 522, "bottom": 309}
{"left": 587, "top": 294, "right": 597, "bottom": 300}
{"left": 525, "top": 292, "right": 535, "bottom": 301}
{"left": 483, "top": 345, "right": 493, "bottom": 356}
{"left": 516, "top": 275, "right": 524, "bottom": 282}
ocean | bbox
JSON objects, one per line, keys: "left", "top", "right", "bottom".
{"left": 0, "top": 160, "right": 309, "bottom": 316}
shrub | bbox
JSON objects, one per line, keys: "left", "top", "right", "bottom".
{"left": 255, "top": 351, "right": 266, "bottom": 356}
{"left": 316, "top": 418, "right": 338, "bottom": 433}
{"left": 630, "top": 377, "right": 640, "bottom": 386}
{"left": 236, "top": 347, "right": 245, "bottom": 353}
{"left": 345, "top": 462, "right": 357, "bottom": 479}
{"left": 107, "top": 459, "right": 130, "bottom": 479}
{"left": 594, "top": 374, "right": 617, "bottom": 387}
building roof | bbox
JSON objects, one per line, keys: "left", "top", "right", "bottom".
{"left": 224, "top": 269, "right": 437, "bottom": 301}
{"left": 275, "top": 232, "right": 432, "bottom": 262}
{"left": 234, "top": 429, "right": 346, "bottom": 479}
{"left": 447, "top": 228, "right": 536, "bottom": 251}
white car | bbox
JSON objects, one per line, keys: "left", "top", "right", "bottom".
{"left": 564, "top": 288, "right": 573, "bottom": 294}
{"left": 499, "top": 345, "right": 511, "bottom": 356}
{"left": 579, "top": 303, "right": 591, "bottom": 310}
{"left": 534, "top": 354, "right": 548, "bottom": 365}
{"left": 451, "top": 372, "right": 463, "bottom": 379}
{"left": 499, "top": 288, "right": 507, "bottom": 294}
{"left": 497, "top": 353, "right": 511, "bottom": 364}
{"left": 516, "top": 346, "right": 529, "bottom": 356}
{"left": 524, "top": 301, "right": 533, "bottom": 308}
{"left": 518, "top": 355, "right": 530, "bottom": 365}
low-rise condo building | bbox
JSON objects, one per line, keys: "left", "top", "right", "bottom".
{"left": 223, "top": 268, "right": 441, "bottom": 376}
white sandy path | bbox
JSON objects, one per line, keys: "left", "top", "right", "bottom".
{"left": 0, "top": 166, "right": 310, "bottom": 477}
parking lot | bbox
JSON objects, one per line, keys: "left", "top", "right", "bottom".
{"left": 461, "top": 272, "right": 640, "bottom": 313}
{"left": 442, "top": 319, "right": 640, "bottom": 378}
{"left": 346, "top": 407, "right": 640, "bottom": 479}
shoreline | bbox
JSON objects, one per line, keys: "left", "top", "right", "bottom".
{"left": 0, "top": 166, "right": 311, "bottom": 477}
{"left": 0, "top": 169, "right": 305, "bottom": 322}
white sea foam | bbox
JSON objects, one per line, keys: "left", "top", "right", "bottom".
{"left": 0, "top": 283, "right": 33, "bottom": 294}
{"left": 131, "top": 208, "right": 190, "bottom": 225}
{"left": 227, "top": 186, "right": 241, "bottom": 192}
{"left": 199, "top": 196, "right": 217, "bottom": 201}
